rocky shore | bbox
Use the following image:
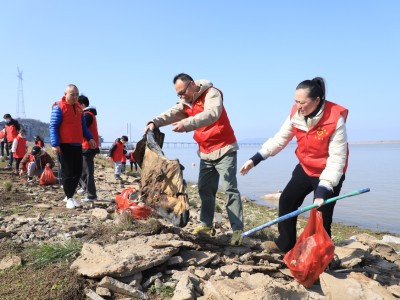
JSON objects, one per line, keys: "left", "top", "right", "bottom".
{"left": 0, "top": 154, "right": 399, "bottom": 299}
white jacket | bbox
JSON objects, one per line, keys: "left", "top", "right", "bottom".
{"left": 258, "top": 101, "right": 348, "bottom": 190}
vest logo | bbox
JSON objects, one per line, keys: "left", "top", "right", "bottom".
{"left": 196, "top": 100, "right": 204, "bottom": 109}
{"left": 315, "top": 126, "right": 328, "bottom": 140}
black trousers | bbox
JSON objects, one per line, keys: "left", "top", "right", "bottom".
{"left": 14, "top": 158, "right": 22, "bottom": 172}
{"left": 79, "top": 153, "right": 97, "bottom": 199}
{"left": 130, "top": 161, "right": 138, "bottom": 171}
{"left": 60, "top": 144, "right": 83, "bottom": 199}
{"left": 0, "top": 140, "right": 9, "bottom": 157}
{"left": 7, "top": 142, "right": 13, "bottom": 167}
{"left": 276, "top": 164, "right": 345, "bottom": 253}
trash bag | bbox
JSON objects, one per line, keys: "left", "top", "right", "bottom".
{"left": 283, "top": 209, "right": 335, "bottom": 288}
{"left": 140, "top": 130, "right": 190, "bottom": 228}
{"left": 115, "top": 186, "right": 152, "bottom": 220}
{"left": 39, "top": 165, "right": 57, "bottom": 185}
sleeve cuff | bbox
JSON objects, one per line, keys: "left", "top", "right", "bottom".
{"left": 250, "top": 152, "right": 264, "bottom": 167}
{"left": 315, "top": 185, "right": 333, "bottom": 200}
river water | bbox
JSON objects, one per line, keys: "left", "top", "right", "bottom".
{"left": 162, "top": 143, "right": 400, "bottom": 234}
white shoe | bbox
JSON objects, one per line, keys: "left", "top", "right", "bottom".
{"left": 66, "top": 198, "right": 75, "bottom": 209}
{"left": 63, "top": 196, "right": 68, "bottom": 202}
{"left": 72, "top": 198, "right": 81, "bottom": 208}
{"left": 77, "top": 188, "right": 85, "bottom": 195}
{"left": 81, "top": 197, "right": 96, "bottom": 203}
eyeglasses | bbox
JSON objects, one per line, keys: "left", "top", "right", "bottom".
{"left": 177, "top": 81, "right": 192, "bottom": 98}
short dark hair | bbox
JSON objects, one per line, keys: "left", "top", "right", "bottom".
{"left": 173, "top": 73, "right": 194, "bottom": 84}
{"left": 3, "top": 113, "right": 11, "bottom": 119}
{"left": 121, "top": 135, "right": 128, "bottom": 142}
{"left": 78, "top": 95, "right": 90, "bottom": 107}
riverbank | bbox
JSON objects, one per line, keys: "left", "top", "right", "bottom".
{"left": 0, "top": 154, "right": 399, "bottom": 299}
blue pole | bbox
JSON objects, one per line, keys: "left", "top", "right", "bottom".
{"left": 242, "top": 187, "right": 370, "bottom": 237}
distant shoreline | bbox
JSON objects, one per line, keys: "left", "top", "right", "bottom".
{"left": 348, "top": 140, "right": 400, "bottom": 145}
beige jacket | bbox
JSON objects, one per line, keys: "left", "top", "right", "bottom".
{"left": 258, "top": 101, "right": 348, "bottom": 190}
{"left": 150, "top": 79, "right": 238, "bottom": 160}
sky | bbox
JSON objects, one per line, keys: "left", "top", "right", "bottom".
{"left": 1, "top": 1, "right": 399, "bottom": 144}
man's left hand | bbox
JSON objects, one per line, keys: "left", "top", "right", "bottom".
{"left": 172, "top": 121, "right": 186, "bottom": 132}
{"left": 89, "top": 139, "right": 97, "bottom": 149}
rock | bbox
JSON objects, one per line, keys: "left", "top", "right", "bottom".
{"left": 0, "top": 229, "right": 12, "bottom": 238}
{"left": 91, "top": 208, "right": 110, "bottom": 221}
{"left": 372, "top": 241, "right": 400, "bottom": 262}
{"left": 179, "top": 250, "right": 217, "bottom": 267}
{"left": 0, "top": 255, "right": 22, "bottom": 270}
{"left": 86, "top": 289, "right": 105, "bottom": 300}
{"left": 95, "top": 287, "right": 111, "bottom": 297}
{"left": 70, "top": 234, "right": 180, "bottom": 278}
{"left": 320, "top": 272, "right": 396, "bottom": 300}
{"left": 171, "top": 272, "right": 196, "bottom": 300}
{"left": 334, "top": 245, "right": 367, "bottom": 268}
{"left": 388, "top": 284, "right": 400, "bottom": 298}
{"left": 167, "top": 255, "right": 184, "bottom": 265}
{"left": 98, "top": 276, "right": 148, "bottom": 299}
{"left": 201, "top": 272, "right": 308, "bottom": 300}
{"left": 142, "top": 272, "right": 162, "bottom": 288}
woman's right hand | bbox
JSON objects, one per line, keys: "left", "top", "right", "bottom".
{"left": 240, "top": 160, "right": 254, "bottom": 175}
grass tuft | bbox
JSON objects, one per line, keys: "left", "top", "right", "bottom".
{"left": 27, "top": 240, "right": 82, "bottom": 266}
{"left": 4, "top": 180, "right": 13, "bottom": 192}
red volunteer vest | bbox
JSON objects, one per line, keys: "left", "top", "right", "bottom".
{"left": 112, "top": 141, "right": 124, "bottom": 162}
{"left": 5, "top": 124, "right": 18, "bottom": 143}
{"left": 82, "top": 111, "right": 99, "bottom": 149}
{"left": 13, "top": 136, "right": 27, "bottom": 158}
{"left": 55, "top": 97, "right": 83, "bottom": 144}
{"left": 290, "top": 100, "right": 349, "bottom": 177}
{"left": 183, "top": 87, "right": 236, "bottom": 154}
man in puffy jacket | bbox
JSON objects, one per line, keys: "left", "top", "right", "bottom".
{"left": 19, "top": 146, "right": 55, "bottom": 183}
{"left": 49, "top": 84, "right": 96, "bottom": 209}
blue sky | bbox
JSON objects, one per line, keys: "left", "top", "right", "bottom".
{"left": 1, "top": 1, "right": 399, "bottom": 143}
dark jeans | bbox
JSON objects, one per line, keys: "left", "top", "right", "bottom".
{"left": 198, "top": 151, "right": 243, "bottom": 231}
{"left": 14, "top": 158, "right": 22, "bottom": 172}
{"left": 79, "top": 153, "right": 97, "bottom": 199}
{"left": 7, "top": 143, "right": 13, "bottom": 166}
{"left": 60, "top": 144, "right": 83, "bottom": 199}
{"left": 0, "top": 140, "right": 9, "bottom": 157}
{"left": 276, "top": 164, "right": 345, "bottom": 253}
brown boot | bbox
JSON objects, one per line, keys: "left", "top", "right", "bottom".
{"left": 261, "top": 241, "right": 283, "bottom": 254}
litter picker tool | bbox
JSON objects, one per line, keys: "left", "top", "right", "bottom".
{"left": 242, "top": 187, "right": 370, "bottom": 237}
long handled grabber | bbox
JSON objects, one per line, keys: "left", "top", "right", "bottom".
{"left": 242, "top": 187, "right": 370, "bottom": 237}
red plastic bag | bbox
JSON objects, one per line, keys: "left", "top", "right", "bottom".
{"left": 115, "top": 187, "right": 152, "bottom": 220}
{"left": 283, "top": 209, "right": 335, "bottom": 288}
{"left": 39, "top": 165, "right": 57, "bottom": 185}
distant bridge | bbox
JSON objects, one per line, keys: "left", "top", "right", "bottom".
{"left": 101, "top": 141, "right": 262, "bottom": 150}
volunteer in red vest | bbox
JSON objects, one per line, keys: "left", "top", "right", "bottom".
{"left": 11, "top": 129, "right": 27, "bottom": 173}
{"left": 144, "top": 73, "right": 244, "bottom": 246}
{"left": 108, "top": 136, "right": 128, "bottom": 181}
{"left": 77, "top": 95, "right": 100, "bottom": 203}
{"left": 19, "top": 146, "right": 55, "bottom": 183}
{"left": 49, "top": 84, "right": 96, "bottom": 209}
{"left": 3, "top": 113, "right": 21, "bottom": 170}
{"left": 240, "top": 77, "right": 349, "bottom": 254}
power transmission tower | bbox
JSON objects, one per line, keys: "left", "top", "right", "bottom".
{"left": 16, "top": 67, "right": 26, "bottom": 118}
